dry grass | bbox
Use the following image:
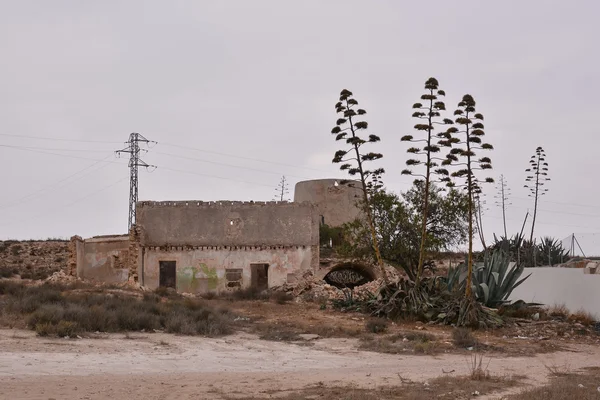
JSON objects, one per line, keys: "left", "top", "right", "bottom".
{"left": 252, "top": 319, "right": 362, "bottom": 342}
{"left": 548, "top": 303, "right": 569, "bottom": 319}
{"left": 0, "top": 281, "right": 236, "bottom": 337}
{"left": 509, "top": 367, "right": 600, "bottom": 399}
{"left": 359, "top": 331, "right": 439, "bottom": 355}
{"left": 452, "top": 327, "right": 478, "bottom": 348}
{"left": 567, "top": 309, "right": 597, "bottom": 326}
{"left": 223, "top": 373, "right": 522, "bottom": 399}
{"left": 365, "top": 318, "right": 388, "bottom": 334}
{"left": 544, "top": 362, "right": 572, "bottom": 377}
{"left": 467, "top": 353, "right": 492, "bottom": 380}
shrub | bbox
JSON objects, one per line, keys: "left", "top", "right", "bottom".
{"left": 27, "top": 304, "right": 65, "bottom": 327}
{"left": 1, "top": 281, "right": 235, "bottom": 337}
{"left": 568, "top": 310, "right": 596, "bottom": 326}
{"left": 549, "top": 304, "right": 569, "bottom": 319}
{"left": 452, "top": 327, "right": 478, "bottom": 348}
{"left": 365, "top": 319, "right": 388, "bottom": 334}
{"left": 55, "top": 321, "right": 80, "bottom": 338}
{"left": 404, "top": 331, "right": 435, "bottom": 343}
{"left": 0, "top": 280, "right": 25, "bottom": 296}
{"left": 35, "top": 322, "right": 54, "bottom": 336}
{"left": 10, "top": 244, "right": 22, "bottom": 256}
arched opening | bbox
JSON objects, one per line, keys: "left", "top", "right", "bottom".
{"left": 323, "top": 262, "right": 377, "bottom": 289}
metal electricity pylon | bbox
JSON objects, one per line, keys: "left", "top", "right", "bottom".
{"left": 116, "top": 133, "right": 156, "bottom": 230}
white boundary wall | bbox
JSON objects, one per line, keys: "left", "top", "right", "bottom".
{"left": 509, "top": 267, "right": 600, "bottom": 319}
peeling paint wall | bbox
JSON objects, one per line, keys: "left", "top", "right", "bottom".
{"left": 142, "top": 246, "right": 316, "bottom": 294}
{"left": 75, "top": 235, "right": 130, "bottom": 284}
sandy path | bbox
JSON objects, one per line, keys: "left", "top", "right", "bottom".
{"left": 0, "top": 328, "right": 598, "bottom": 399}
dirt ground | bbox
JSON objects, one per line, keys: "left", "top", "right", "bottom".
{"left": 1, "top": 325, "right": 599, "bottom": 400}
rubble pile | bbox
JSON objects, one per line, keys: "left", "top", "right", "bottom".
{"left": 506, "top": 319, "right": 600, "bottom": 342}
{"left": 281, "top": 264, "right": 404, "bottom": 303}
{"left": 45, "top": 270, "right": 76, "bottom": 284}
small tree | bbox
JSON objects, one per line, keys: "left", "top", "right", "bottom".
{"left": 400, "top": 77, "right": 453, "bottom": 284}
{"left": 331, "top": 89, "right": 388, "bottom": 283}
{"left": 524, "top": 147, "right": 550, "bottom": 242}
{"left": 338, "top": 184, "right": 469, "bottom": 280}
{"left": 441, "top": 94, "right": 494, "bottom": 298}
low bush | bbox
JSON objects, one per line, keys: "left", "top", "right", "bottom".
{"left": 0, "top": 282, "right": 235, "bottom": 338}
{"left": 452, "top": 327, "right": 478, "bottom": 348}
{"left": 365, "top": 319, "right": 388, "bottom": 334}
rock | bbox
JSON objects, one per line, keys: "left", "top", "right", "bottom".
{"left": 298, "top": 334, "right": 320, "bottom": 341}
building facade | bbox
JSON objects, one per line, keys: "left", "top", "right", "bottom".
{"left": 132, "top": 200, "right": 319, "bottom": 294}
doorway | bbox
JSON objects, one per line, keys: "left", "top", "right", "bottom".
{"left": 250, "top": 263, "right": 269, "bottom": 291}
{"left": 159, "top": 261, "right": 177, "bottom": 289}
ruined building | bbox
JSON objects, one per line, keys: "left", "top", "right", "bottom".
{"left": 73, "top": 200, "right": 319, "bottom": 294}
{"left": 294, "top": 178, "right": 362, "bottom": 227}
{"left": 72, "top": 178, "right": 363, "bottom": 294}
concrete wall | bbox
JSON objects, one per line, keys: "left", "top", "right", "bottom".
{"left": 74, "top": 235, "right": 129, "bottom": 284}
{"left": 509, "top": 267, "right": 600, "bottom": 319}
{"left": 141, "top": 246, "right": 314, "bottom": 294}
{"left": 136, "top": 201, "right": 319, "bottom": 247}
{"left": 294, "top": 179, "right": 363, "bottom": 227}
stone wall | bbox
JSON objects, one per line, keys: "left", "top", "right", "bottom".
{"left": 293, "top": 179, "right": 363, "bottom": 227}
{"left": 73, "top": 235, "right": 130, "bottom": 284}
{"left": 141, "top": 245, "right": 315, "bottom": 294}
{"left": 136, "top": 201, "right": 319, "bottom": 247}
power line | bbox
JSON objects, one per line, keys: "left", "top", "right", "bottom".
{"left": 507, "top": 203, "right": 600, "bottom": 219}
{"left": 0, "top": 144, "right": 127, "bottom": 164}
{"left": 155, "top": 151, "right": 313, "bottom": 180}
{"left": 160, "top": 142, "right": 334, "bottom": 174}
{"left": 512, "top": 195, "right": 600, "bottom": 210}
{"left": 0, "top": 133, "right": 122, "bottom": 144}
{"left": 0, "top": 144, "right": 111, "bottom": 152}
{"left": 157, "top": 166, "right": 276, "bottom": 188}
{"left": 0, "top": 154, "right": 116, "bottom": 211}
{"left": 0, "top": 176, "right": 128, "bottom": 229}
{"left": 484, "top": 214, "right": 597, "bottom": 230}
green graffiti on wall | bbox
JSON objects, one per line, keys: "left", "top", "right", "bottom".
{"left": 176, "top": 263, "right": 218, "bottom": 292}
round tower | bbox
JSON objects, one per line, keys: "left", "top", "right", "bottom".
{"left": 294, "top": 179, "right": 363, "bottom": 227}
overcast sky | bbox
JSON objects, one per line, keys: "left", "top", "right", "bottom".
{"left": 1, "top": 1, "right": 599, "bottom": 254}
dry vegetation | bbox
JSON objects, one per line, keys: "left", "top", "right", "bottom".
{"left": 0, "top": 280, "right": 235, "bottom": 337}
{"left": 0, "top": 240, "right": 69, "bottom": 280}
{"left": 359, "top": 331, "right": 440, "bottom": 355}
{"left": 508, "top": 367, "right": 600, "bottom": 399}
{"left": 221, "top": 373, "right": 523, "bottom": 399}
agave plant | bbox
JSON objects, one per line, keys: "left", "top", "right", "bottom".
{"left": 446, "top": 248, "right": 531, "bottom": 308}
{"left": 537, "top": 236, "right": 569, "bottom": 266}
{"left": 490, "top": 233, "right": 569, "bottom": 267}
